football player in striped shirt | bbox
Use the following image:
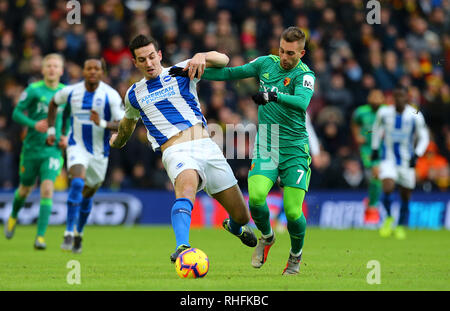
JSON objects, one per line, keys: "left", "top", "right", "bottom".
{"left": 47, "top": 58, "right": 124, "bottom": 253}
{"left": 371, "top": 85, "right": 429, "bottom": 239}
{"left": 110, "top": 35, "right": 257, "bottom": 263}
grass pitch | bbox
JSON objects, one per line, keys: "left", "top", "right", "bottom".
{"left": 0, "top": 225, "right": 449, "bottom": 291}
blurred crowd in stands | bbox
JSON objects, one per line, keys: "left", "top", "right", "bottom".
{"left": 0, "top": 0, "right": 449, "bottom": 192}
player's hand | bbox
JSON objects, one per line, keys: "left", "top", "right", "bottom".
{"left": 34, "top": 119, "right": 48, "bottom": 133}
{"left": 58, "top": 135, "right": 68, "bottom": 149}
{"left": 46, "top": 134, "right": 56, "bottom": 146}
{"left": 109, "top": 133, "right": 119, "bottom": 148}
{"left": 356, "top": 135, "right": 366, "bottom": 145}
{"left": 371, "top": 166, "right": 379, "bottom": 179}
{"left": 185, "top": 53, "right": 206, "bottom": 80}
{"left": 409, "top": 154, "right": 418, "bottom": 168}
{"left": 251, "top": 92, "right": 278, "bottom": 105}
{"left": 311, "top": 154, "right": 323, "bottom": 169}
{"left": 168, "top": 66, "right": 189, "bottom": 78}
{"left": 90, "top": 110, "right": 100, "bottom": 126}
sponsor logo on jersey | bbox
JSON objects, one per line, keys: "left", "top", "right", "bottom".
{"left": 303, "top": 75, "right": 314, "bottom": 91}
{"left": 283, "top": 77, "right": 291, "bottom": 86}
{"left": 95, "top": 97, "right": 103, "bottom": 107}
{"left": 176, "top": 162, "right": 184, "bottom": 169}
{"left": 263, "top": 73, "right": 270, "bottom": 79}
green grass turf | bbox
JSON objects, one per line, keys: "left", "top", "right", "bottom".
{"left": 0, "top": 225, "right": 449, "bottom": 291}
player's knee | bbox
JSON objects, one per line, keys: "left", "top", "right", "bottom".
{"left": 248, "top": 189, "right": 267, "bottom": 207}
{"left": 18, "top": 185, "right": 32, "bottom": 198}
{"left": 68, "top": 177, "right": 85, "bottom": 203}
{"left": 285, "top": 208, "right": 302, "bottom": 222}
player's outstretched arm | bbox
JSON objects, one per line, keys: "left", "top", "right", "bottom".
{"left": 110, "top": 117, "right": 138, "bottom": 149}
{"left": 170, "top": 55, "right": 263, "bottom": 81}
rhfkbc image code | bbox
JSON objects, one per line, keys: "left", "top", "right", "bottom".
{"left": 223, "top": 296, "right": 269, "bottom": 306}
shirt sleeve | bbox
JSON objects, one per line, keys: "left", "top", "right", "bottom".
{"left": 110, "top": 90, "right": 125, "bottom": 121}
{"left": 414, "top": 112, "right": 430, "bottom": 157}
{"left": 277, "top": 73, "right": 315, "bottom": 112}
{"left": 306, "top": 113, "right": 320, "bottom": 156}
{"left": 53, "top": 86, "right": 71, "bottom": 105}
{"left": 12, "top": 86, "right": 37, "bottom": 128}
{"left": 201, "top": 56, "right": 265, "bottom": 81}
{"left": 371, "top": 109, "right": 384, "bottom": 150}
{"left": 352, "top": 107, "right": 361, "bottom": 125}
{"left": 124, "top": 87, "right": 141, "bottom": 120}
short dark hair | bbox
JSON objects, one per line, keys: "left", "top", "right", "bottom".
{"left": 128, "top": 35, "right": 159, "bottom": 59}
{"left": 83, "top": 58, "right": 106, "bottom": 72}
{"left": 281, "top": 26, "right": 306, "bottom": 44}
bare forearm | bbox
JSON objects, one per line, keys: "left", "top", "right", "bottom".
{"left": 204, "top": 51, "right": 229, "bottom": 68}
{"left": 106, "top": 120, "right": 120, "bottom": 131}
{"left": 110, "top": 118, "right": 137, "bottom": 148}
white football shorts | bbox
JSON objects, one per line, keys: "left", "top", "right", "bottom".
{"left": 162, "top": 138, "right": 238, "bottom": 196}
{"left": 66, "top": 145, "right": 109, "bottom": 188}
{"left": 379, "top": 160, "right": 416, "bottom": 189}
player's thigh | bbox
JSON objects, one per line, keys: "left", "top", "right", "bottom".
{"left": 85, "top": 156, "right": 108, "bottom": 188}
{"left": 248, "top": 157, "right": 278, "bottom": 205}
{"left": 278, "top": 155, "right": 311, "bottom": 191}
{"left": 397, "top": 166, "right": 416, "bottom": 190}
{"left": 162, "top": 140, "right": 206, "bottom": 194}
{"left": 202, "top": 138, "right": 238, "bottom": 197}
{"left": 378, "top": 160, "right": 397, "bottom": 182}
{"left": 247, "top": 174, "right": 274, "bottom": 206}
{"left": 18, "top": 154, "right": 40, "bottom": 187}
{"left": 40, "top": 155, "right": 63, "bottom": 183}
{"left": 67, "top": 145, "right": 88, "bottom": 179}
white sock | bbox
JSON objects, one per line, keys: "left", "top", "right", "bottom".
{"left": 262, "top": 228, "right": 274, "bottom": 240}
{"left": 64, "top": 231, "right": 74, "bottom": 237}
{"left": 290, "top": 249, "right": 302, "bottom": 257}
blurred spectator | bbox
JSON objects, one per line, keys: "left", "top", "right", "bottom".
{"left": 416, "top": 141, "right": 450, "bottom": 192}
{"left": 0, "top": 0, "right": 448, "bottom": 191}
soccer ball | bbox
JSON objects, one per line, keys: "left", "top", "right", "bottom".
{"left": 175, "top": 248, "right": 209, "bottom": 279}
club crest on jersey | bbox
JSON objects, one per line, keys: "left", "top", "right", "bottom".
{"left": 250, "top": 163, "right": 255, "bottom": 171}
{"left": 283, "top": 77, "right": 291, "bottom": 86}
{"left": 95, "top": 98, "right": 102, "bottom": 106}
{"left": 176, "top": 162, "right": 184, "bottom": 169}
{"left": 163, "top": 75, "right": 172, "bottom": 83}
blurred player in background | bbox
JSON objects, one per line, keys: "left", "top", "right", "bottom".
{"left": 4, "top": 53, "right": 68, "bottom": 250}
{"left": 47, "top": 58, "right": 124, "bottom": 253}
{"left": 110, "top": 35, "right": 257, "bottom": 263}
{"left": 173, "top": 26, "right": 315, "bottom": 275}
{"left": 371, "top": 85, "right": 429, "bottom": 239}
{"left": 351, "top": 89, "right": 385, "bottom": 224}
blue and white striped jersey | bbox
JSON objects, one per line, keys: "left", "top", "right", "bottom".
{"left": 54, "top": 80, "right": 124, "bottom": 157}
{"left": 371, "top": 104, "right": 429, "bottom": 166}
{"left": 124, "top": 60, "right": 207, "bottom": 151}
